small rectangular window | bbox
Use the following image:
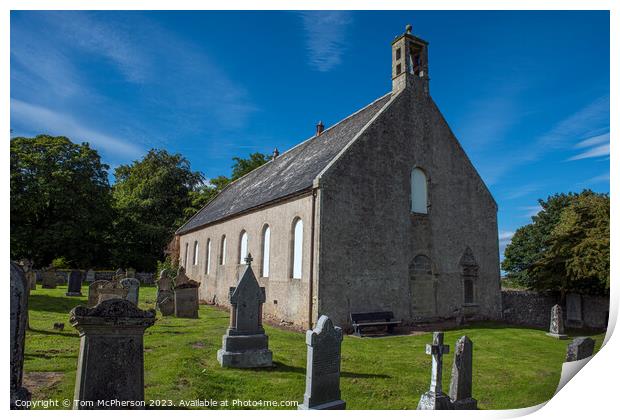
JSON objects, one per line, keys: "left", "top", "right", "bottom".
{"left": 396, "top": 63, "right": 402, "bottom": 75}
{"left": 395, "top": 48, "right": 401, "bottom": 60}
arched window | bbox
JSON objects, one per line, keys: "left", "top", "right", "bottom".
{"left": 205, "top": 239, "right": 211, "bottom": 274}
{"left": 411, "top": 254, "right": 432, "bottom": 274}
{"left": 292, "top": 218, "right": 303, "bottom": 279}
{"left": 220, "top": 235, "right": 227, "bottom": 265}
{"left": 261, "top": 225, "right": 271, "bottom": 277}
{"left": 193, "top": 241, "right": 199, "bottom": 265}
{"left": 183, "top": 242, "right": 189, "bottom": 268}
{"left": 411, "top": 167, "right": 428, "bottom": 214}
{"left": 239, "top": 231, "right": 248, "bottom": 264}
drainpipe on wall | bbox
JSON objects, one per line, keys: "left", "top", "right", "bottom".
{"left": 308, "top": 187, "right": 318, "bottom": 329}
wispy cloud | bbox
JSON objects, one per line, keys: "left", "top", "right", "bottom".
{"left": 504, "top": 183, "right": 541, "bottom": 200}
{"left": 578, "top": 172, "right": 610, "bottom": 186}
{"left": 567, "top": 132, "right": 610, "bottom": 161}
{"left": 11, "top": 98, "right": 144, "bottom": 159}
{"left": 300, "top": 11, "right": 352, "bottom": 72}
{"left": 520, "top": 204, "right": 543, "bottom": 218}
{"left": 499, "top": 230, "right": 514, "bottom": 253}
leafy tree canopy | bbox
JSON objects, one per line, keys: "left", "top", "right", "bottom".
{"left": 112, "top": 149, "right": 204, "bottom": 270}
{"left": 10, "top": 135, "right": 113, "bottom": 268}
{"left": 502, "top": 190, "right": 609, "bottom": 296}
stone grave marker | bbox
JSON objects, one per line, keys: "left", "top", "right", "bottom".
{"left": 88, "top": 280, "right": 109, "bottom": 307}
{"left": 41, "top": 267, "right": 57, "bottom": 289}
{"left": 70, "top": 299, "right": 156, "bottom": 409}
{"left": 217, "top": 254, "right": 273, "bottom": 368}
{"left": 566, "top": 337, "right": 596, "bottom": 362}
{"left": 156, "top": 270, "right": 175, "bottom": 316}
{"left": 11, "top": 262, "right": 31, "bottom": 409}
{"left": 98, "top": 281, "right": 129, "bottom": 304}
{"left": 298, "top": 315, "right": 346, "bottom": 410}
{"left": 86, "top": 269, "right": 96, "bottom": 283}
{"left": 66, "top": 270, "right": 85, "bottom": 296}
{"left": 566, "top": 294, "right": 583, "bottom": 328}
{"left": 448, "top": 336, "right": 477, "bottom": 409}
{"left": 174, "top": 282, "right": 200, "bottom": 318}
{"left": 418, "top": 332, "right": 453, "bottom": 410}
{"left": 121, "top": 278, "right": 140, "bottom": 305}
{"left": 126, "top": 267, "right": 136, "bottom": 279}
{"left": 112, "top": 268, "right": 125, "bottom": 283}
{"left": 547, "top": 304, "right": 568, "bottom": 339}
{"left": 174, "top": 266, "right": 191, "bottom": 288}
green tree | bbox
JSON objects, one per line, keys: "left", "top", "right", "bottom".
{"left": 231, "top": 152, "right": 270, "bottom": 181}
{"left": 112, "top": 149, "right": 203, "bottom": 270}
{"left": 502, "top": 190, "right": 609, "bottom": 295}
{"left": 10, "top": 135, "right": 113, "bottom": 267}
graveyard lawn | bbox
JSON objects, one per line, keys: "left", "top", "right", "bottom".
{"left": 25, "top": 286, "right": 605, "bottom": 410}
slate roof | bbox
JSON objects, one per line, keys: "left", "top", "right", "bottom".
{"left": 177, "top": 93, "right": 392, "bottom": 234}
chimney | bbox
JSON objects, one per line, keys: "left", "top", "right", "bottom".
{"left": 316, "top": 121, "right": 325, "bottom": 136}
{"left": 272, "top": 147, "right": 280, "bottom": 160}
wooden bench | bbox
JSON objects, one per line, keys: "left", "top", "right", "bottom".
{"left": 350, "top": 311, "right": 402, "bottom": 337}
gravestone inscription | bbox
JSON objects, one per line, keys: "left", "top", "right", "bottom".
{"left": 547, "top": 304, "right": 568, "bottom": 339}
{"left": 298, "top": 315, "right": 345, "bottom": 410}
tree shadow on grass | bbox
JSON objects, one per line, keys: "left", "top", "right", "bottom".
{"left": 29, "top": 294, "right": 85, "bottom": 314}
{"left": 341, "top": 371, "right": 391, "bottom": 379}
{"left": 28, "top": 327, "right": 78, "bottom": 338}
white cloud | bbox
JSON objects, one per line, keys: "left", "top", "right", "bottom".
{"left": 575, "top": 132, "right": 610, "bottom": 149}
{"left": 520, "top": 204, "right": 543, "bottom": 218}
{"left": 499, "top": 230, "right": 515, "bottom": 253}
{"left": 300, "top": 11, "right": 352, "bottom": 72}
{"left": 11, "top": 98, "right": 144, "bottom": 159}
{"left": 567, "top": 143, "right": 610, "bottom": 161}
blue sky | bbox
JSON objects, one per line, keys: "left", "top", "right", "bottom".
{"left": 10, "top": 10, "right": 610, "bottom": 258}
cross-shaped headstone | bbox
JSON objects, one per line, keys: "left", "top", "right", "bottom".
{"left": 425, "top": 332, "right": 450, "bottom": 394}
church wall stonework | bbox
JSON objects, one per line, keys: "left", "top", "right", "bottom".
{"left": 178, "top": 193, "right": 314, "bottom": 327}
{"left": 316, "top": 81, "right": 502, "bottom": 327}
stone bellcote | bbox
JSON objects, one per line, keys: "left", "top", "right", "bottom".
{"left": 392, "top": 24, "right": 429, "bottom": 95}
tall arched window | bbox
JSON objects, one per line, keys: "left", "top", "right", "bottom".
{"left": 183, "top": 242, "right": 189, "bottom": 268}
{"left": 261, "top": 225, "right": 271, "bottom": 277}
{"left": 193, "top": 241, "right": 199, "bottom": 265}
{"left": 239, "top": 231, "right": 248, "bottom": 264}
{"left": 220, "top": 235, "right": 227, "bottom": 265}
{"left": 411, "top": 167, "right": 428, "bottom": 214}
{"left": 205, "top": 239, "right": 211, "bottom": 275}
{"left": 292, "top": 218, "right": 303, "bottom": 279}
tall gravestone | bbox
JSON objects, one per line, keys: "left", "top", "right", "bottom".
{"left": 41, "top": 267, "right": 57, "bottom": 289}
{"left": 418, "top": 332, "right": 453, "bottom": 410}
{"left": 448, "top": 336, "right": 477, "bottom": 409}
{"left": 156, "top": 270, "right": 175, "bottom": 316}
{"left": 547, "top": 304, "right": 568, "bottom": 339}
{"left": 66, "top": 270, "right": 85, "bottom": 296}
{"left": 70, "top": 299, "right": 156, "bottom": 409}
{"left": 298, "top": 315, "right": 346, "bottom": 410}
{"left": 173, "top": 267, "right": 200, "bottom": 318}
{"left": 11, "top": 262, "right": 31, "bottom": 409}
{"left": 566, "top": 337, "right": 595, "bottom": 362}
{"left": 121, "top": 278, "right": 141, "bottom": 305}
{"left": 21, "top": 260, "right": 36, "bottom": 290}
{"left": 217, "top": 254, "right": 273, "bottom": 368}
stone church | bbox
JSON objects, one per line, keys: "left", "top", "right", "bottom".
{"left": 175, "top": 26, "right": 502, "bottom": 329}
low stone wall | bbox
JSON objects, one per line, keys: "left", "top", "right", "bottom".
{"left": 501, "top": 290, "right": 609, "bottom": 330}
{"left": 32, "top": 270, "right": 155, "bottom": 285}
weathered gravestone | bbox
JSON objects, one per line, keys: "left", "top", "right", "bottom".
{"left": 98, "top": 281, "right": 128, "bottom": 304}
{"left": 448, "top": 336, "right": 477, "bottom": 409}
{"left": 547, "top": 304, "right": 568, "bottom": 339}
{"left": 70, "top": 299, "right": 156, "bottom": 409}
{"left": 11, "top": 262, "right": 31, "bottom": 409}
{"left": 156, "top": 270, "right": 175, "bottom": 316}
{"left": 66, "top": 270, "right": 85, "bottom": 296}
{"left": 20, "top": 260, "right": 37, "bottom": 290}
{"left": 174, "top": 267, "right": 200, "bottom": 318}
{"left": 566, "top": 337, "right": 596, "bottom": 362}
{"left": 217, "top": 254, "right": 273, "bottom": 368}
{"left": 112, "top": 268, "right": 125, "bottom": 283}
{"left": 120, "top": 278, "right": 140, "bottom": 305}
{"left": 566, "top": 293, "right": 583, "bottom": 328}
{"left": 88, "top": 280, "right": 108, "bottom": 307}
{"left": 41, "top": 267, "right": 57, "bottom": 289}
{"left": 85, "top": 269, "right": 95, "bottom": 283}
{"left": 126, "top": 268, "right": 136, "bottom": 279}
{"left": 418, "top": 332, "right": 453, "bottom": 410}
{"left": 298, "top": 315, "right": 345, "bottom": 410}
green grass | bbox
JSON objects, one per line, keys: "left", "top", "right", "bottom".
{"left": 24, "top": 285, "right": 605, "bottom": 410}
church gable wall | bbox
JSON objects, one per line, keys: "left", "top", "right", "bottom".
{"left": 317, "top": 84, "right": 502, "bottom": 327}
